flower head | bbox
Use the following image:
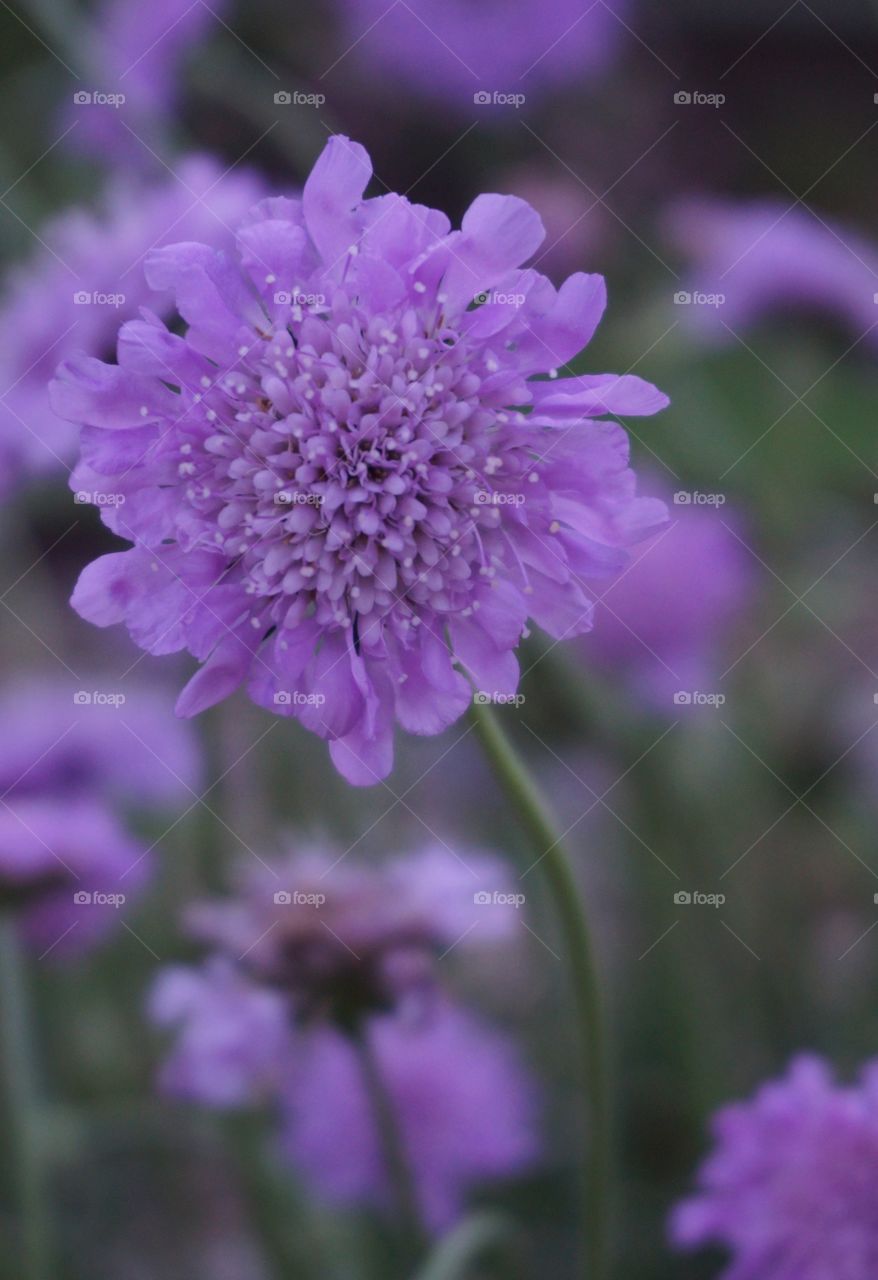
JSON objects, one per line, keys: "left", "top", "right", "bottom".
{"left": 0, "top": 675, "right": 201, "bottom": 956}
{"left": 149, "top": 839, "right": 537, "bottom": 1231}
{"left": 671, "top": 1055, "right": 878, "bottom": 1279}
{"left": 185, "top": 842, "right": 519, "bottom": 1028}
{"left": 584, "top": 478, "right": 754, "bottom": 710}
{"left": 0, "top": 156, "right": 262, "bottom": 494}
{"left": 62, "top": 0, "right": 229, "bottom": 162}
{"left": 666, "top": 199, "right": 878, "bottom": 348}
{"left": 55, "top": 135, "right": 667, "bottom": 784}
{"left": 331, "top": 0, "right": 626, "bottom": 109}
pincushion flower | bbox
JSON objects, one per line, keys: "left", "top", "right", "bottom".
{"left": 61, "top": 0, "right": 230, "bottom": 162}
{"left": 665, "top": 199, "right": 878, "bottom": 348}
{"left": 0, "top": 675, "right": 201, "bottom": 956}
{"left": 0, "top": 156, "right": 262, "bottom": 493}
{"left": 331, "top": 0, "right": 626, "bottom": 108}
{"left": 585, "top": 478, "right": 754, "bottom": 710}
{"left": 150, "top": 841, "right": 537, "bottom": 1230}
{"left": 671, "top": 1055, "right": 878, "bottom": 1279}
{"left": 55, "top": 135, "right": 668, "bottom": 784}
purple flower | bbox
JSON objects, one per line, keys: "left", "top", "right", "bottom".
{"left": 185, "top": 841, "right": 520, "bottom": 1025}
{"left": 0, "top": 156, "right": 262, "bottom": 494}
{"left": 665, "top": 199, "right": 878, "bottom": 347}
{"left": 0, "top": 675, "right": 201, "bottom": 956}
{"left": 278, "top": 1001, "right": 539, "bottom": 1232}
{"left": 0, "top": 799, "right": 146, "bottom": 956}
{"left": 54, "top": 135, "right": 668, "bottom": 785}
{"left": 331, "top": 0, "right": 626, "bottom": 108}
{"left": 63, "top": 0, "right": 229, "bottom": 161}
{"left": 671, "top": 1055, "right": 878, "bottom": 1279}
{"left": 149, "top": 839, "right": 537, "bottom": 1232}
{"left": 0, "top": 675, "right": 202, "bottom": 807}
{"left": 584, "top": 479, "right": 754, "bottom": 709}
{"left": 150, "top": 959, "right": 291, "bottom": 1106}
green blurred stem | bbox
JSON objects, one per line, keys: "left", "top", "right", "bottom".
{"left": 352, "top": 1020, "right": 426, "bottom": 1267}
{"left": 412, "top": 1211, "right": 517, "bottom": 1280}
{"left": 0, "top": 915, "right": 53, "bottom": 1280}
{"left": 469, "top": 700, "right": 609, "bottom": 1280}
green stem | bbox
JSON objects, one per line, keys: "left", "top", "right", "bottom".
{"left": 0, "top": 915, "right": 53, "bottom": 1280}
{"left": 412, "top": 1211, "right": 518, "bottom": 1280}
{"left": 469, "top": 700, "right": 609, "bottom": 1280}
{"left": 352, "top": 1020, "right": 426, "bottom": 1269}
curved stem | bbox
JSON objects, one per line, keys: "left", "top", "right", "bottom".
{"left": 352, "top": 1020, "right": 426, "bottom": 1268}
{"left": 412, "top": 1211, "right": 519, "bottom": 1280}
{"left": 0, "top": 915, "right": 53, "bottom": 1280}
{"left": 469, "top": 700, "right": 610, "bottom": 1280}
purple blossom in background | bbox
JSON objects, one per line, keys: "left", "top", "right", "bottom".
{"left": 150, "top": 841, "right": 538, "bottom": 1230}
{"left": 332, "top": 0, "right": 626, "bottom": 108}
{"left": 665, "top": 199, "right": 878, "bottom": 347}
{"left": 584, "top": 479, "right": 754, "bottom": 710}
{"left": 185, "top": 841, "right": 521, "bottom": 1023}
{"left": 0, "top": 799, "right": 145, "bottom": 956}
{"left": 671, "top": 1055, "right": 878, "bottom": 1279}
{"left": 0, "top": 155, "right": 262, "bottom": 494}
{"left": 279, "top": 1001, "right": 538, "bottom": 1232}
{"left": 0, "top": 675, "right": 201, "bottom": 956}
{"left": 55, "top": 135, "right": 668, "bottom": 785}
{"left": 0, "top": 676, "right": 202, "bottom": 807}
{"left": 63, "top": 0, "right": 229, "bottom": 161}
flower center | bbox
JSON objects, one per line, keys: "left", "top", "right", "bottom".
{"left": 174, "top": 293, "right": 535, "bottom": 638}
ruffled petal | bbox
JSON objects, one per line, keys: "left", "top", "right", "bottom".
{"left": 303, "top": 135, "right": 372, "bottom": 264}
{"left": 441, "top": 194, "right": 545, "bottom": 311}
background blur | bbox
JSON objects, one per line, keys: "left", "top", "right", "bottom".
{"left": 1, "top": 0, "right": 878, "bottom": 1276}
